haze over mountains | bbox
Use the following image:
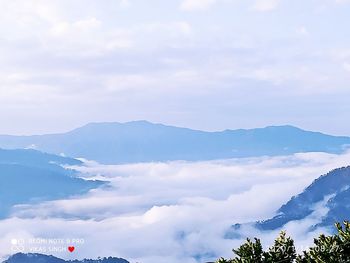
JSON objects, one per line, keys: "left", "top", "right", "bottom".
{"left": 2, "top": 122, "right": 350, "bottom": 262}
{"left": 256, "top": 166, "right": 350, "bottom": 231}
{"left": 0, "top": 121, "right": 349, "bottom": 164}
{"left": 0, "top": 148, "right": 103, "bottom": 218}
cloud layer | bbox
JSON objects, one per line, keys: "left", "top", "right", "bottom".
{"left": 0, "top": 0, "right": 350, "bottom": 135}
{"left": 1, "top": 152, "right": 350, "bottom": 262}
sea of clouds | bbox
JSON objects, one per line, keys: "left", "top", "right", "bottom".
{"left": 1, "top": 151, "right": 350, "bottom": 263}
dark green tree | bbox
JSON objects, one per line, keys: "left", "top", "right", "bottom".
{"left": 217, "top": 221, "right": 350, "bottom": 263}
{"left": 297, "top": 221, "right": 350, "bottom": 262}
{"left": 264, "top": 231, "right": 296, "bottom": 263}
{"left": 217, "top": 232, "right": 296, "bottom": 263}
{"left": 231, "top": 238, "right": 264, "bottom": 263}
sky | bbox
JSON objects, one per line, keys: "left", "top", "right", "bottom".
{"left": 2, "top": 151, "right": 350, "bottom": 262}
{"left": 1, "top": 0, "right": 350, "bottom": 135}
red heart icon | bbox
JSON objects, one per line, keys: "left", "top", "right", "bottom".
{"left": 68, "top": 246, "right": 75, "bottom": 252}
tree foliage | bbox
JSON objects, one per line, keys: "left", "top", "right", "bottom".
{"left": 217, "top": 221, "right": 350, "bottom": 263}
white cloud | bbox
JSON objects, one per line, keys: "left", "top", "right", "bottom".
{"left": 73, "top": 18, "right": 101, "bottom": 31}
{"left": 120, "top": 0, "right": 130, "bottom": 8}
{"left": 50, "top": 21, "right": 70, "bottom": 36}
{"left": 335, "top": 0, "right": 350, "bottom": 3}
{"left": 0, "top": 0, "right": 350, "bottom": 135}
{"left": 253, "top": 0, "right": 280, "bottom": 11}
{"left": 343, "top": 62, "right": 350, "bottom": 72}
{"left": 180, "top": 0, "right": 218, "bottom": 11}
{"left": 296, "top": 26, "right": 309, "bottom": 37}
{"left": 1, "top": 152, "right": 350, "bottom": 262}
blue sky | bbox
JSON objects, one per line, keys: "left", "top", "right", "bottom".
{"left": 1, "top": 0, "right": 350, "bottom": 135}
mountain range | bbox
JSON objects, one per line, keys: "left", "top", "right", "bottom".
{"left": 227, "top": 166, "right": 350, "bottom": 237}
{"left": 0, "top": 148, "right": 103, "bottom": 218}
{"left": 0, "top": 121, "right": 349, "bottom": 164}
{"left": 3, "top": 253, "right": 129, "bottom": 263}
{"left": 255, "top": 166, "right": 350, "bottom": 231}
{"left": 2, "top": 122, "right": 350, "bottom": 261}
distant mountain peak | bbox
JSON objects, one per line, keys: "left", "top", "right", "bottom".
{"left": 73, "top": 120, "right": 164, "bottom": 131}
{"left": 263, "top": 125, "right": 302, "bottom": 130}
{"left": 0, "top": 122, "right": 349, "bottom": 164}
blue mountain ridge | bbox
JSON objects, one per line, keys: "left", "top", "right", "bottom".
{"left": 2, "top": 253, "right": 129, "bottom": 263}
{"left": 0, "top": 121, "right": 349, "bottom": 164}
{"left": 228, "top": 166, "right": 350, "bottom": 236}
{"left": 0, "top": 148, "right": 104, "bottom": 218}
{"left": 257, "top": 166, "right": 350, "bottom": 231}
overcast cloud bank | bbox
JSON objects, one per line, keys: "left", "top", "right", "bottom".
{"left": 1, "top": 0, "right": 350, "bottom": 135}
{"left": 0, "top": 152, "right": 349, "bottom": 262}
